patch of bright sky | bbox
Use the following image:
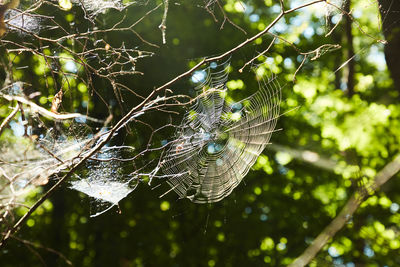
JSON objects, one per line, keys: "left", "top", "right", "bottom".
{"left": 81, "top": 101, "right": 88, "bottom": 108}
{"left": 289, "top": 16, "right": 303, "bottom": 27}
{"left": 364, "top": 245, "right": 375, "bottom": 257}
{"left": 277, "top": 242, "right": 286, "bottom": 250}
{"left": 271, "top": 4, "right": 281, "bottom": 13}
{"left": 260, "top": 214, "right": 268, "bottom": 221}
{"left": 328, "top": 246, "right": 340, "bottom": 257}
{"left": 65, "top": 61, "right": 78, "bottom": 73}
{"left": 284, "top": 58, "right": 293, "bottom": 68}
{"left": 367, "top": 45, "right": 386, "bottom": 71}
{"left": 303, "top": 27, "right": 314, "bottom": 39}
{"left": 74, "top": 116, "right": 87, "bottom": 123}
{"left": 390, "top": 203, "right": 400, "bottom": 213}
{"left": 290, "top": 0, "right": 326, "bottom": 17}
{"left": 245, "top": 206, "right": 252, "bottom": 214}
{"left": 353, "top": 9, "right": 362, "bottom": 19}
{"left": 331, "top": 14, "right": 342, "bottom": 25}
{"left": 265, "top": 57, "right": 274, "bottom": 65}
{"left": 332, "top": 259, "right": 343, "bottom": 266}
{"left": 8, "top": 82, "right": 23, "bottom": 95}
{"left": 272, "top": 20, "right": 288, "bottom": 33}
{"left": 249, "top": 14, "right": 259, "bottom": 22}
{"left": 191, "top": 70, "right": 206, "bottom": 83}
{"left": 10, "top": 121, "right": 25, "bottom": 137}
{"left": 10, "top": 116, "right": 33, "bottom": 137}
{"left": 316, "top": 27, "right": 324, "bottom": 35}
{"left": 243, "top": 2, "right": 252, "bottom": 14}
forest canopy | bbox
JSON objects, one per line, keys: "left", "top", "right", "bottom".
{"left": 1, "top": 0, "right": 400, "bottom": 266}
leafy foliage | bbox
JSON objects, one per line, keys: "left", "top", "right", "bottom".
{"left": 1, "top": 0, "right": 400, "bottom": 266}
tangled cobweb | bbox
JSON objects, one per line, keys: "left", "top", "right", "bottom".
{"left": 0, "top": 113, "right": 138, "bottom": 218}
{"left": 6, "top": 10, "right": 41, "bottom": 35}
{"left": 0, "top": 137, "right": 45, "bottom": 217}
{"left": 0, "top": 124, "right": 92, "bottom": 190}
{"left": 71, "top": 0, "right": 127, "bottom": 17}
{"left": 0, "top": 122, "right": 95, "bottom": 224}
{"left": 70, "top": 146, "right": 138, "bottom": 217}
{"left": 161, "top": 62, "right": 282, "bottom": 203}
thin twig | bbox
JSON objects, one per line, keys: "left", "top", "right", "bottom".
{"left": 159, "top": 0, "right": 169, "bottom": 44}
{"left": 10, "top": 235, "right": 72, "bottom": 266}
{"left": 239, "top": 37, "right": 276, "bottom": 73}
{"left": 215, "top": 0, "right": 247, "bottom": 34}
{"left": 0, "top": 103, "right": 19, "bottom": 136}
{"left": 293, "top": 55, "right": 307, "bottom": 82}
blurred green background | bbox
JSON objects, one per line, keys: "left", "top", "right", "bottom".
{"left": 1, "top": 0, "right": 400, "bottom": 266}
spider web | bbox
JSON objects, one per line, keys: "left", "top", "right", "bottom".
{"left": 0, "top": 122, "right": 93, "bottom": 190}
{"left": 0, "top": 110, "right": 138, "bottom": 217}
{"left": 70, "top": 0, "right": 146, "bottom": 17}
{"left": 160, "top": 62, "right": 282, "bottom": 203}
{"left": 70, "top": 146, "right": 139, "bottom": 217}
{"left": 6, "top": 10, "right": 42, "bottom": 35}
{"left": 71, "top": 0, "right": 125, "bottom": 16}
{"left": 0, "top": 120, "right": 96, "bottom": 225}
{"left": 323, "top": 0, "right": 347, "bottom": 35}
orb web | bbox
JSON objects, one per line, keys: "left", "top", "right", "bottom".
{"left": 161, "top": 62, "right": 282, "bottom": 203}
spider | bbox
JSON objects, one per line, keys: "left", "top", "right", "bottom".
{"left": 175, "top": 141, "right": 185, "bottom": 154}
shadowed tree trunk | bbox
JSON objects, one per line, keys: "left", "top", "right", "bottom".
{"left": 344, "top": 0, "right": 355, "bottom": 97}
{"left": 379, "top": 0, "right": 400, "bottom": 94}
{"left": 327, "top": 15, "right": 343, "bottom": 91}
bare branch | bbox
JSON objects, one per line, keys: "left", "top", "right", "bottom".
{"left": 159, "top": 0, "right": 169, "bottom": 44}
{"left": 0, "top": 103, "right": 18, "bottom": 136}
{"left": 289, "top": 155, "right": 400, "bottom": 267}
{"left": 239, "top": 37, "right": 276, "bottom": 73}
{"left": 1, "top": 93, "right": 103, "bottom": 123}
{"left": 215, "top": 0, "right": 247, "bottom": 34}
